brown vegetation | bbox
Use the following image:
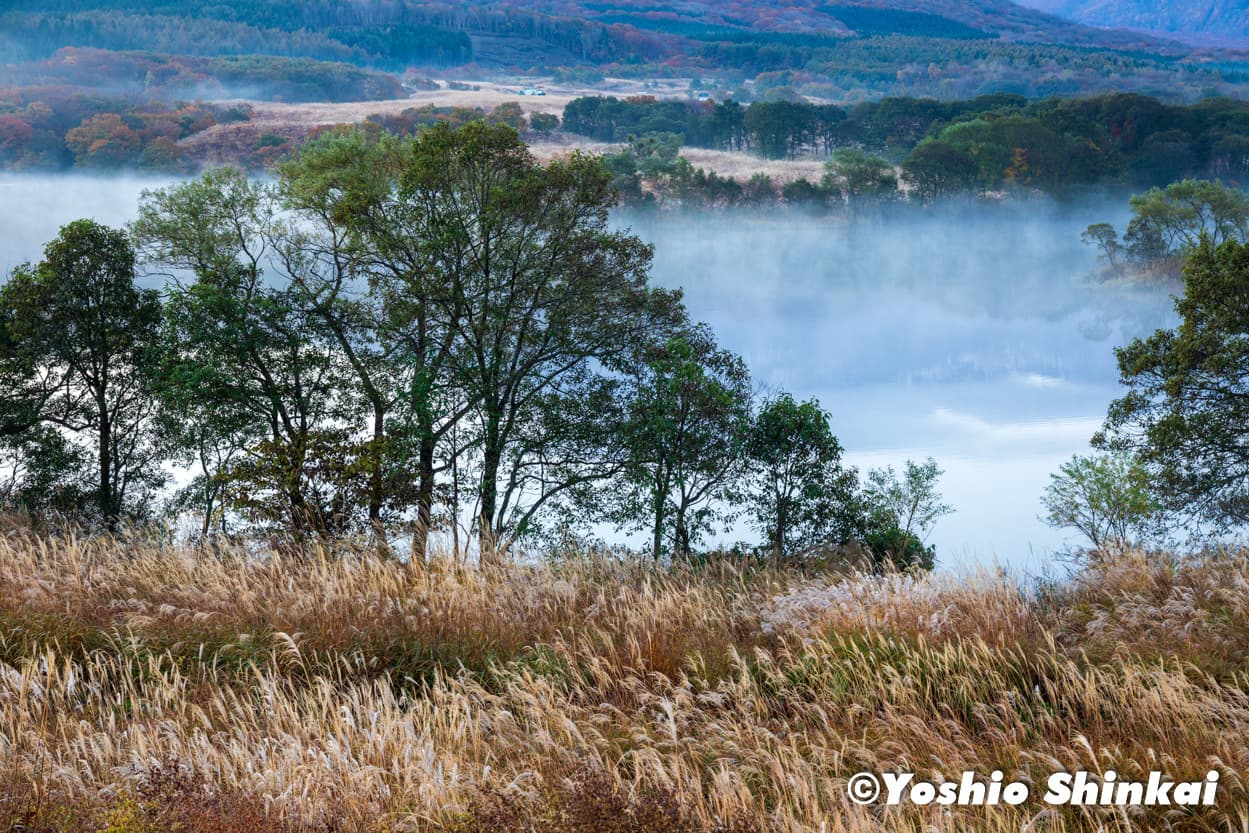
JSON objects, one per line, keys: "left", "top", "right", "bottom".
{"left": 1, "top": 531, "right": 1248, "bottom": 832}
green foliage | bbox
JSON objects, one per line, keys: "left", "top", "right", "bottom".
{"left": 1, "top": 121, "right": 970, "bottom": 562}
{"left": 563, "top": 93, "right": 1249, "bottom": 201}
{"left": 609, "top": 328, "right": 752, "bottom": 561}
{"left": 1082, "top": 222, "right": 1125, "bottom": 276}
{"left": 134, "top": 169, "right": 354, "bottom": 543}
{"left": 861, "top": 458, "right": 953, "bottom": 570}
{"left": 0, "top": 220, "right": 165, "bottom": 528}
{"left": 528, "top": 112, "right": 560, "bottom": 133}
{"left": 1, "top": 5, "right": 470, "bottom": 69}
{"left": 900, "top": 140, "right": 979, "bottom": 201}
{"left": 393, "top": 122, "right": 682, "bottom": 556}
{"left": 1127, "top": 180, "right": 1249, "bottom": 265}
{"left": 1096, "top": 238, "right": 1249, "bottom": 532}
{"left": 822, "top": 147, "right": 898, "bottom": 204}
{"left": 743, "top": 393, "right": 858, "bottom": 559}
{"left": 601, "top": 134, "right": 748, "bottom": 210}
{"left": 1042, "top": 452, "right": 1163, "bottom": 551}
{"left": 1089, "top": 180, "right": 1249, "bottom": 278}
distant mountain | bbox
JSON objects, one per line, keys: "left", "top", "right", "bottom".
{"left": 1015, "top": 0, "right": 1249, "bottom": 47}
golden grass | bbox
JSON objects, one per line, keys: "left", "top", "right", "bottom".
{"left": 1, "top": 532, "right": 1248, "bottom": 832}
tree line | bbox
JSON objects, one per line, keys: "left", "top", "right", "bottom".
{"left": 0, "top": 122, "right": 948, "bottom": 567}
{"left": 563, "top": 93, "right": 1249, "bottom": 195}
{"left": 1083, "top": 179, "right": 1249, "bottom": 281}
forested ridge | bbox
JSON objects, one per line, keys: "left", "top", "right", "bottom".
{"left": 4, "top": 0, "right": 1249, "bottom": 101}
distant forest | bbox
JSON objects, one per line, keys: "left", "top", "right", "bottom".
{"left": 7, "top": 85, "right": 1249, "bottom": 210}
{"left": 565, "top": 93, "right": 1249, "bottom": 195}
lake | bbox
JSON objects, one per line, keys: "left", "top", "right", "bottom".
{"left": 624, "top": 205, "right": 1175, "bottom": 571}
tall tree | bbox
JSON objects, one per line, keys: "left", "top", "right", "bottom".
{"left": 1095, "top": 238, "right": 1249, "bottom": 532}
{"left": 610, "top": 328, "right": 752, "bottom": 561}
{"left": 0, "top": 220, "right": 164, "bottom": 528}
{"left": 1042, "top": 452, "right": 1162, "bottom": 551}
{"left": 823, "top": 148, "right": 898, "bottom": 206}
{"left": 861, "top": 457, "right": 952, "bottom": 570}
{"left": 744, "top": 393, "right": 858, "bottom": 559}
{"left": 396, "top": 121, "right": 682, "bottom": 559}
{"left": 1124, "top": 179, "right": 1249, "bottom": 272}
{"left": 279, "top": 130, "right": 468, "bottom": 562}
{"left": 276, "top": 132, "right": 403, "bottom": 535}
{"left": 133, "top": 169, "right": 354, "bottom": 543}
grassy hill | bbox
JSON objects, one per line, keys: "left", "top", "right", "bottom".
{"left": 0, "top": 530, "right": 1246, "bottom": 831}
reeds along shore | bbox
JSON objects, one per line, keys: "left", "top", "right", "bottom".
{"left": 1, "top": 529, "right": 1248, "bottom": 833}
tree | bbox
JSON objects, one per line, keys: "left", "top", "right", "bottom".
{"left": 901, "top": 140, "right": 978, "bottom": 202}
{"left": 278, "top": 129, "right": 462, "bottom": 561}
{"left": 529, "top": 112, "right": 560, "bottom": 133}
{"left": 861, "top": 458, "right": 952, "bottom": 569}
{"left": 276, "top": 131, "right": 411, "bottom": 539}
{"left": 1095, "top": 238, "right": 1249, "bottom": 532}
{"left": 489, "top": 102, "right": 527, "bottom": 131}
{"left": 744, "top": 393, "right": 858, "bottom": 559}
{"left": 1082, "top": 222, "right": 1124, "bottom": 275}
{"left": 1042, "top": 452, "right": 1161, "bottom": 551}
{"left": 134, "top": 169, "right": 355, "bottom": 543}
{"left": 1124, "top": 180, "right": 1249, "bottom": 271}
{"left": 396, "top": 122, "right": 682, "bottom": 559}
{"left": 609, "top": 328, "right": 752, "bottom": 561}
{"left": 64, "top": 113, "right": 142, "bottom": 169}
{"left": 0, "top": 220, "right": 164, "bottom": 528}
{"left": 822, "top": 148, "right": 898, "bottom": 206}
{"left": 780, "top": 178, "right": 827, "bottom": 210}
{"left": 743, "top": 100, "right": 815, "bottom": 159}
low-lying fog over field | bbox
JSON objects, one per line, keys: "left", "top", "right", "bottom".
{"left": 1, "top": 175, "right": 1176, "bottom": 569}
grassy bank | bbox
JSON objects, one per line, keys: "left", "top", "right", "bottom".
{"left": 1, "top": 530, "right": 1247, "bottom": 832}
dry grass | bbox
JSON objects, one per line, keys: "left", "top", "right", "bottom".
{"left": 2, "top": 531, "right": 1248, "bottom": 832}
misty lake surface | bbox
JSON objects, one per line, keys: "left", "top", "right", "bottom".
{"left": 1, "top": 175, "right": 1177, "bottom": 572}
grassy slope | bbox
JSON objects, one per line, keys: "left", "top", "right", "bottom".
{"left": 1, "top": 527, "right": 1247, "bottom": 832}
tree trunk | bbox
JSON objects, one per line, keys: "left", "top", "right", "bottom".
{"left": 773, "top": 496, "right": 788, "bottom": 560}
{"left": 478, "top": 418, "right": 501, "bottom": 564}
{"left": 674, "top": 503, "right": 689, "bottom": 561}
{"left": 651, "top": 467, "right": 667, "bottom": 562}
{"left": 98, "top": 401, "right": 114, "bottom": 531}
{"left": 367, "top": 403, "right": 385, "bottom": 527}
{"left": 413, "top": 432, "right": 435, "bottom": 565}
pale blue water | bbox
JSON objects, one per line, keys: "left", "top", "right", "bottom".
{"left": 625, "top": 206, "right": 1176, "bottom": 571}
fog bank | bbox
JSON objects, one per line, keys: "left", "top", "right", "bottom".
{"left": 623, "top": 203, "right": 1175, "bottom": 570}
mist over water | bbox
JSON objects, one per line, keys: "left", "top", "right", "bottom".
{"left": 624, "top": 204, "right": 1177, "bottom": 571}
{"left": 0, "top": 175, "right": 171, "bottom": 283}
{"left": 0, "top": 176, "right": 1178, "bottom": 571}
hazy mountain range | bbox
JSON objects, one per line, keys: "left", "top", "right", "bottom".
{"left": 1016, "top": 0, "right": 1249, "bottom": 47}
